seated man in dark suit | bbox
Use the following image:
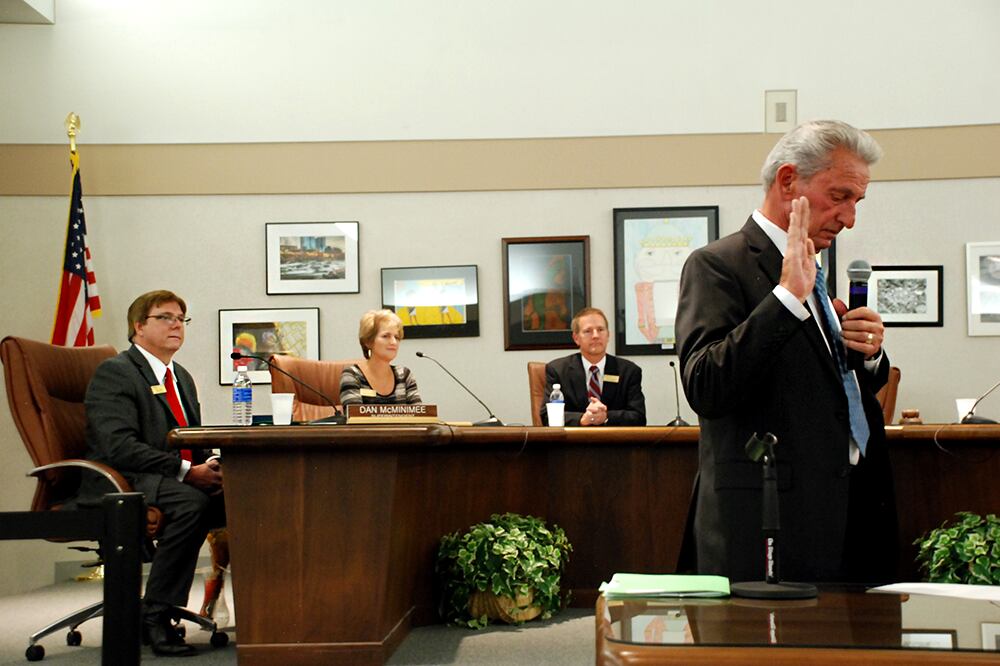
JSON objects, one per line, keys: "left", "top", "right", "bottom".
{"left": 81, "top": 290, "right": 224, "bottom": 657}
{"left": 541, "top": 307, "right": 646, "bottom": 426}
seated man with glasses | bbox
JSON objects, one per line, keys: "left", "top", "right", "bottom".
{"left": 81, "top": 289, "right": 225, "bottom": 657}
{"left": 540, "top": 307, "right": 647, "bottom": 426}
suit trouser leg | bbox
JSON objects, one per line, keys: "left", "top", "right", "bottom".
{"left": 144, "top": 478, "right": 226, "bottom": 609}
{"left": 843, "top": 454, "right": 898, "bottom": 584}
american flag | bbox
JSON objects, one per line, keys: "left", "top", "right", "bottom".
{"left": 51, "top": 153, "right": 101, "bottom": 346}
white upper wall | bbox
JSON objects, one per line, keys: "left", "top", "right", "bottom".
{"left": 2, "top": 0, "right": 999, "bottom": 144}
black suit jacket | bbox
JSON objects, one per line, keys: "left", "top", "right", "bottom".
{"left": 675, "top": 217, "right": 897, "bottom": 583}
{"left": 541, "top": 353, "right": 646, "bottom": 426}
{"left": 82, "top": 345, "right": 205, "bottom": 505}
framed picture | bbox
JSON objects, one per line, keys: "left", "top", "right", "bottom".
{"left": 901, "top": 629, "right": 957, "bottom": 650}
{"left": 218, "top": 307, "right": 320, "bottom": 384}
{"left": 613, "top": 206, "right": 719, "bottom": 355}
{"left": 869, "top": 265, "right": 943, "bottom": 327}
{"left": 266, "top": 222, "right": 360, "bottom": 294}
{"left": 982, "top": 622, "right": 1000, "bottom": 650}
{"left": 381, "top": 265, "right": 479, "bottom": 339}
{"left": 502, "top": 236, "right": 590, "bottom": 351}
{"left": 966, "top": 242, "right": 1000, "bottom": 336}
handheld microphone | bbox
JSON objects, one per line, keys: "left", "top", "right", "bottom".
{"left": 667, "top": 361, "right": 690, "bottom": 427}
{"left": 960, "top": 377, "right": 1000, "bottom": 424}
{"left": 415, "top": 351, "right": 503, "bottom": 426}
{"left": 230, "top": 352, "right": 344, "bottom": 424}
{"left": 846, "top": 259, "right": 872, "bottom": 370}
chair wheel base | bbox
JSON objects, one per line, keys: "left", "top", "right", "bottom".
{"left": 25, "top": 644, "right": 44, "bottom": 661}
{"left": 211, "top": 631, "right": 229, "bottom": 648}
{"left": 66, "top": 630, "right": 82, "bottom": 646}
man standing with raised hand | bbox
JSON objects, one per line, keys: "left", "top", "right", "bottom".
{"left": 83, "top": 290, "right": 224, "bottom": 657}
{"left": 675, "top": 121, "right": 898, "bottom": 584}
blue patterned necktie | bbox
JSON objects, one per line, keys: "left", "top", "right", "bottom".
{"left": 813, "top": 265, "right": 870, "bottom": 455}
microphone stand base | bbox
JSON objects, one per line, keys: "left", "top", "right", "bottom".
{"left": 961, "top": 415, "right": 997, "bottom": 424}
{"left": 308, "top": 415, "right": 347, "bottom": 425}
{"left": 473, "top": 416, "right": 504, "bottom": 427}
{"left": 667, "top": 417, "right": 691, "bottom": 427}
{"left": 731, "top": 580, "right": 818, "bottom": 599}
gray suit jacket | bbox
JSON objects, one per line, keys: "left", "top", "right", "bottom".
{"left": 82, "top": 345, "right": 204, "bottom": 505}
{"left": 675, "top": 217, "right": 896, "bottom": 583}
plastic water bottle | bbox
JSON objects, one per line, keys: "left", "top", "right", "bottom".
{"left": 232, "top": 365, "right": 253, "bottom": 426}
{"left": 546, "top": 383, "right": 565, "bottom": 427}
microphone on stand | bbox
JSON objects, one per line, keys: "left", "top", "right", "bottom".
{"left": 415, "top": 351, "right": 503, "bottom": 426}
{"left": 230, "top": 352, "right": 344, "bottom": 424}
{"left": 667, "top": 361, "right": 690, "bottom": 427}
{"left": 960, "top": 377, "right": 1000, "bottom": 424}
{"left": 846, "top": 259, "right": 872, "bottom": 371}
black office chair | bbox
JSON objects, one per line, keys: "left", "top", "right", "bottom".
{"left": 1, "top": 336, "right": 228, "bottom": 661}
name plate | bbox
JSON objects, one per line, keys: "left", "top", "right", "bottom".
{"left": 346, "top": 403, "right": 439, "bottom": 423}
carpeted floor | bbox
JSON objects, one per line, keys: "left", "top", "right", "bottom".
{"left": 0, "top": 574, "right": 594, "bottom": 665}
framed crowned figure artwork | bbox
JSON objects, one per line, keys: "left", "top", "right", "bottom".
{"left": 613, "top": 206, "right": 719, "bottom": 355}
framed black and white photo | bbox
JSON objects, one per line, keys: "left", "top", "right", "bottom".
{"left": 502, "top": 236, "right": 590, "bottom": 351}
{"left": 218, "top": 307, "right": 320, "bottom": 385}
{"left": 901, "top": 629, "right": 956, "bottom": 650}
{"left": 266, "top": 222, "right": 359, "bottom": 294}
{"left": 966, "top": 242, "right": 1000, "bottom": 336}
{"left": 870, "top": 265, "right": 943, "bottom": 327}
{"left": 613, "top": 206, "right": 719, "bottom": 355}
{"left": 381, "top": 265, "right": 479, "bottom": 339}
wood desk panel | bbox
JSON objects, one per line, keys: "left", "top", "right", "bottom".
{"left": 170, "top": 424, "right": 1000, "bottom": 665}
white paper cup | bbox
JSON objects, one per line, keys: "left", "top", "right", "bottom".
{"left": 546, "top": 403, "right": 564, "bottom": 427}
{"left": 956, "top": 398, "right": 977, "bottom": 422}
{"left": 270, "top": 393, "right": 295, "bottom": 425}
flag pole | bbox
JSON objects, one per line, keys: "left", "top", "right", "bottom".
{"left": 52, "top": 112, "right": 101, "bottom": 346}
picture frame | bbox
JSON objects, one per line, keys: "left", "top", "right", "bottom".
{"left": 613, "top": 206, "right": 719, "bottom": 355}
{"left": 502, "top": 236, "right": 590, "bottom": 351}
{"left": 381, "top": 265, "right": 480, "bottom": 339}
{"left": 218, "top": 307, "right": 320, "bottom": 385}
{"left": 982, "top": 622, "right": 1000, "bottom": 650}
{"left": 966, "top": 242, "right": 1000, "bottom": 336}
{"left": 900, "top": 629, "right": 957, "bottom": 650}
{"left": 869, "top": 265, "right": 943, "bottom": 327}
{"left": 265, "top": 221, "right": 360, "bottom": 294}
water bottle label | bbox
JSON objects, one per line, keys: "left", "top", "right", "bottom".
{"left": 232, "top": 387, "right": 252, "bottom": 403}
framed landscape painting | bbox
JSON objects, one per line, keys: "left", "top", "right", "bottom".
{"left": 266, "top": 222, "right": 360, "bottom": 294}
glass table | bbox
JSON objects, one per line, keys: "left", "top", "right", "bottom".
{"left": 596, "top": 588, "right": 1000, "bottom": 664}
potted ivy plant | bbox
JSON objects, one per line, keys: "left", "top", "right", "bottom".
{"left": 915, "top": 511, "right": 1000, "bottom": 584}
{"left": 436, "top": 512, "right": 572, "bottom": 629}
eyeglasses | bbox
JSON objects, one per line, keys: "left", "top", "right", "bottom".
{"left": 146, "top": 314, "right": 192, "bottom": 326}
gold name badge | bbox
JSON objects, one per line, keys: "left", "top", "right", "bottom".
{"left": 359, "top": 388, "right": 377, "bottom": 397}
{"left": 150, "top": 384, "right": 167, "bottom": 395}
{"left": 604, "top": 374, "right": 620, "bottom": 383}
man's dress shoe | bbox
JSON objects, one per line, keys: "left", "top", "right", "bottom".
{"left": 143, "top": 614, "right": 197, "bottom": 657}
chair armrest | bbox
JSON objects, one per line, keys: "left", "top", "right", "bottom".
{"left": 28, "top": 460, "right": 134, "bottom": 494}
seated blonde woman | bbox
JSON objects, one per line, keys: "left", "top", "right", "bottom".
{"left": 340, "top": 309, "right": 422, "bottom": 405}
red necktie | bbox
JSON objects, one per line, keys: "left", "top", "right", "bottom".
{"left": 164, "top": 368, "right": 192, "bottom": 462}
{"left": 588, "top": 365, "right": 601, "bottom": 401}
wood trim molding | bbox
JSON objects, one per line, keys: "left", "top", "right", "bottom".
{"left": 1, "top": 124, "right": 998, "bottom": 196}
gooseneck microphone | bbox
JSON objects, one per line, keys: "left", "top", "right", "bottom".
{"left": 415, "top": 351, "right": 503, "bottom": 426}
{"left": 846, "top": 259, "right": 872, "bottom": 370}
{"left": 960, "top": 377, "right": 1000, "bottom": 424}
{"left": 667, "top": 361, "right": 690, "bottom": 427}
{"left": 230, "top": 352, "right": 344, "bottom": 424}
